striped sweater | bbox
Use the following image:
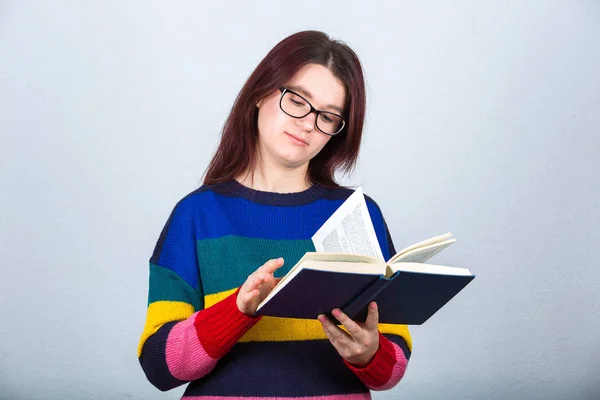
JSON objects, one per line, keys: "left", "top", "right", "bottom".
{"left": 138, "top": 180, "right": 412, "bottom": 399}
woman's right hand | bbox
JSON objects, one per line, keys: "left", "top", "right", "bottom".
{"left": 237, "top": 258, "right": 284, "bottom": 315}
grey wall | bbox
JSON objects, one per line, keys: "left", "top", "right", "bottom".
{"left": 1, "top": 1, "right": 599, "bottom": 399}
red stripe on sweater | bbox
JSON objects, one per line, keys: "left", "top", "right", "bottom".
{"left": 194, "top": 289, "right": 262, "bottom": 359}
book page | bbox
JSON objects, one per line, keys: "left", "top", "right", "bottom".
{"left": 394, "top": 232, "right": 453, "bottom": 257}
{"left": 389, "top": 239, "right": 456, "bottom": 264}
{"left": 312, "top": 187, "right": 385, "bottom": 261}
{"left": 301, "top": 252, "right": 382, "bottom": 264}
{"left": 390, "top": 262, "right": 472, "bottom": 276}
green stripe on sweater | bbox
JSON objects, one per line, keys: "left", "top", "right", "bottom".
{"left": 196, "top": 235, "right": 314, "bottom": 295}
{"left": 148, "top": 264, "right": 203, "bottom": 311}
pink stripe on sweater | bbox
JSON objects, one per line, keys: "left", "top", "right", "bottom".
{"left": 183, "top": 394, "right": 372, "bottom": 400}
{"left": 368, "top": 341, "right": 407, "bottom": 391}
{"left": 166, "top": 312, "right": 218, "bottom": 381}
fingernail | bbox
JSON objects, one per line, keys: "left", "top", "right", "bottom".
{"left": 317, "top": 314, "right": 325, "bottom": 322}
{"left": 371, "top": 302, "right": 377, "bottom": 310}
{"left": 332, "top": 309, "right": 341, "bottom": 317}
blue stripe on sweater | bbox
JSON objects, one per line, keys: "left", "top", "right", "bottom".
{"left": 385, "top": 333, "right": 412, "bottom": 360}
{"left": 182, "top": 340, "right": 370, "bottom": 397}
{"left": 139, "top": 321, "right": 186, "bottom": 391}
{"left": 151, "top": 184, "right": 393, "bottom": 293}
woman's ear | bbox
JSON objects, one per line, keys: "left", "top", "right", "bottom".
{"left": 256, "top": 99, "right": 262, "bottom": 108}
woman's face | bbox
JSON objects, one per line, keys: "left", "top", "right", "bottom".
{"left": 256, "top": 63, "right": 346, "bottom": 171}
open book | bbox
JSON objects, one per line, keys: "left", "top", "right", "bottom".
{"left": 254, "top": 188, "right": 475, "bottom": 325}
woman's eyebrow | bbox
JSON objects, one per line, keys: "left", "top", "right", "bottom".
{"left": 287, "top": 85, "right": 344, "bottom": 114}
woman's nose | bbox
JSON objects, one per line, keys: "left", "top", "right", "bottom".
{"left": 297, "top": 112, "right": 316, "bottom": 131}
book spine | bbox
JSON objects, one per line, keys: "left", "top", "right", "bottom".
{"left": 341, "top": 273, "right": 396, "bottom": 322}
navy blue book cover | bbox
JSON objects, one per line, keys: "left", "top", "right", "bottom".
{"left": 255, "top": 267, "right": 474, "bottom": 324}
{"left": 346, "top": 271, "right": 475, "bottom": 324}
{"left": 254, "top": 269, "right": 380, "bottom": 319}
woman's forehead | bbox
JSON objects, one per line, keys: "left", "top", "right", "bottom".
{"left": 286, "top": 64, "right": 346, "bottom": 109}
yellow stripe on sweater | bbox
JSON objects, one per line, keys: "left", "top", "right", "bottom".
{"left": 204, "top": 288, "right": 237, "bottom": 308}
{"left": 204, "top": 290, "right": 325, "bottom": 341}
{"left": 137, "top": 300, "right": 195, "bottom": 357}
{"left": 205, "top": 290, "right": 412, "bottom": 350}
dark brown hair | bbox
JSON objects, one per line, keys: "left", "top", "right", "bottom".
{"left": 203, "top": 30, "right": 366, "bottom": 188}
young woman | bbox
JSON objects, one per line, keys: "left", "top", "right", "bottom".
{"left": 138, "top": 30, "right": 412, "bottom": 399}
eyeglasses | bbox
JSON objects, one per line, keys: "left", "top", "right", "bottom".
{"left": 278, "top": 87, "right": 346, "bottom": 136}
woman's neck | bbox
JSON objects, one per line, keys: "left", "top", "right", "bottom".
{"left": 236, "top": 165, "right": 311, "bottom": 194}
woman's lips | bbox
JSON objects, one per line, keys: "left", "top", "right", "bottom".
{"left": 286, "top": 132, "right": 309, "bottom": 146}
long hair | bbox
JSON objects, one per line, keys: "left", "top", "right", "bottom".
{"left": 203, "top": 30, "right": 366, "bottom": 188}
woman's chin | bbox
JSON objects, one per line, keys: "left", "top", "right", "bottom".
{"left": 277, "top": 155, "right": 310, "bottom": 170}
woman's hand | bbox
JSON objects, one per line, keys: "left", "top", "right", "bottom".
{"left": 236, "top": 258, "right": 284, "bottom": 315}
{"left": 318, "top": 302, "right": 380, "bottom": 367}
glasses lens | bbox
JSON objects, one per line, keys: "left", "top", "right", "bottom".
{"left": 281, "top": 90, "right": 345, "bottom": 135}
{"left": 281, "top": 91, "right": 311, "bottom": 118}
{"left": 316, "top": 112, "right": 344, "bottom": 135}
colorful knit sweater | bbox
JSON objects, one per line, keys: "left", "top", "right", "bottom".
{"left": 138, "top": 180, "right": 412, "bottom": 399}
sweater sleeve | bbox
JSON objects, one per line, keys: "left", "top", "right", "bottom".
{"left": 137, "top": 198, "right": 260, "bottom": 391}
{"left": 344, "top": 331, "right": 410, "bottom": 390}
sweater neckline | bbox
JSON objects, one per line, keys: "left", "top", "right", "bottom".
{"left": 212, "top": 180, "right": 329, "bottom": 206}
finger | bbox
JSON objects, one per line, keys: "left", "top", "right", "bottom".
{"left": 241, "top": 288, "right": 259, "bottom": 303}
{"left": 256, "top": 258, "right": 284, "bottom": 274}
{"left": 241, "top": 274, "right": 264, "bottom": 294}
{"left": 254, "top": 272, "right": 278, "bottom": 286}
{"left": 331, "top": 308, "right": 363, "bottom": 339}
{"left": 364, "top": 302, "right": 379, "bottom": 331}
{"left": 319, "top": 319, "right": 340, "bottom": 347}
{"left": 318, "top": 314, "right": 351, "bottom": 345}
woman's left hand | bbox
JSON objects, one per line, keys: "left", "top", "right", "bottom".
{"left": 318, "top": 301, "right": 380, "bottom": 367}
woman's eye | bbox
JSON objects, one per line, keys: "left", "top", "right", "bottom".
{"left": 291, "top": 99, "right": 305, "bottom": 107}
{"left": 320, "top": 114, "right": 334, "bottom": 124}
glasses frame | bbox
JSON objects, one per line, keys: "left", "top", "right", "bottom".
{"left": 278, "top": 87, "right": 346, "bottom": 136}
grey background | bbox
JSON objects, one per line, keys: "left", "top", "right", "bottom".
{"left": 1, "top": 1, "right": 599, "bottom": 399}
